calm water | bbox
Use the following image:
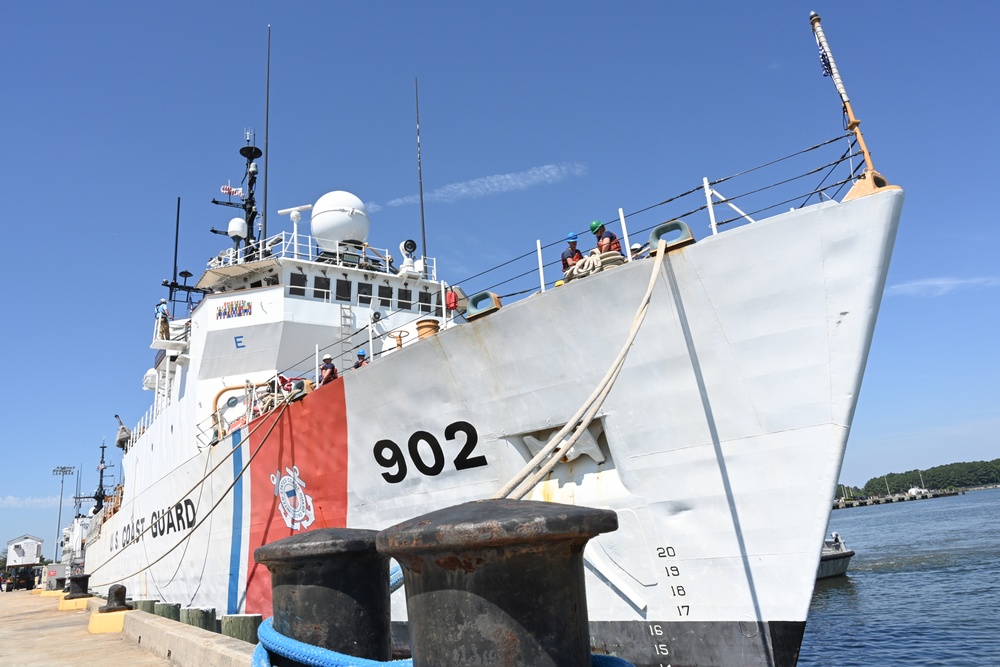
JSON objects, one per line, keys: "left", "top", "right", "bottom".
{"left": 797, "top": 487, "right": 1000, "bottom": 666}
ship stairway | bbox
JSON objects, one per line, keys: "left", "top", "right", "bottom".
{"left": 339, "top": 305, "right": 353, "bottom": 369}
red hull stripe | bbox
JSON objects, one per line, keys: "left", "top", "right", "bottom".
{"left": 245, "top": 381, "right": 350, "bottom": 615}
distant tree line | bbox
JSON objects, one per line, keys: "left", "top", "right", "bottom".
{"left": 844, "top": 459, "right": 1000, "bottom": 498}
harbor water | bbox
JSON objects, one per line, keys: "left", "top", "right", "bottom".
{"left": 797, "top": 487, "right": 999, "bottom": 666}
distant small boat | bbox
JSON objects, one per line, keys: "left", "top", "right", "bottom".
{"left": 817, "top": 532, "right": 855, "bottom": 579}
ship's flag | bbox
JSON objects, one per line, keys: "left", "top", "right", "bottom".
{"left": 818, "top": 46, "right": 833, "bottom": 77}
{"left": 221, "top": 184, "right": 244, "bottom": 197}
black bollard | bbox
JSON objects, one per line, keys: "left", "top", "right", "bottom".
{"left": 65, "top": 574, "right": 92, "bottom": 600}
{"left": 99, "top": 584, "right": 134, "bottom": 613}
{"left": 54, "top": 577, "right": 66, "bottom": 591}
{"left": 377, "top": 499, "right": 618, "bottom": 667}
{"left": 254, "top": 528, "right": 391, "bottom": 665}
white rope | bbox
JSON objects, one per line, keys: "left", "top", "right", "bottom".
{"left": 496, "top": 238, "right": 668, "bottom": 500}
{"left": 565, "top": 250, "right": 626, "bottom": 282}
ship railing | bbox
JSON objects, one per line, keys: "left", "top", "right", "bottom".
{"left": 125, "top": 403, "right": 156, "bottom": 450}
{"left": 151, "top": 317, "right": 192, "bottom": 346}
{"left": 85, "top": 513, "right": 102, "bottom": 541}
{"left": 207, "top": 231, "right": 438, "bottom": 282}
{"left": 194, "top": 412, "right": 218, "bottom": 449}
{"left": 456, "top": 133, "right": 865, "bottom": 305}
{"left": 126, "top": 340, "right": 188, "bottom": 451}
{"left": 194, "top": 373, "right": 311, "bottom": 448}
{"left": 104, "top": 486, "right": 123, "bottom": 518}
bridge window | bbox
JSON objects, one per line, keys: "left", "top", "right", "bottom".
{"left": 378, "top": 285, "right": 392, "bottom": 307}
{"left": 290, "top": 272, "right": 307, "bottom": 296}
{"left": 397, "top": 288, "right": 412, "bottom": 311}
{"left": 335, "top": 279, "right": 352, "bottom": 302}
{"left": 314, "top": 276, "right": 331, "bottom": 300}
{"left": 358, "top": 283, "right": 372, "bottom": 306}
{"left": 418, "top": 290, "right": 432, "bottom": 314}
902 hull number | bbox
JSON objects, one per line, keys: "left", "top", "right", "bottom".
{"left": 373, "top": 420, "right": 487, "bottom": 483}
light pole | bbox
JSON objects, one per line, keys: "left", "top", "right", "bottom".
{"left": 52, "top": 466, "right": 75, "bottom": 562}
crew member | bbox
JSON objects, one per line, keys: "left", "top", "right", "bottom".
{"left": 155, "top": 298, "right": 171, "bottom": 340}
{"left": 590, "top": 220, "right": 623, "bottom": 254}
{"left": 353, "top": 350, "right": 369, "bottom": 369}
{"left": 561, "top": 233, "right": 584, "bottom": 271}
{"left": 320, "top": 354, "right": 338, "bottom": 385}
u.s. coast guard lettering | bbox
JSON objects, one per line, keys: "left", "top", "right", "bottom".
{"left": 372, "top": 420, "right": 487, "bottom": 484}
{"left": 271, "top": 466, "right": 315, "bottom": 530}
{"left": 108, "top": 499, "right": 198, "bottom": 552}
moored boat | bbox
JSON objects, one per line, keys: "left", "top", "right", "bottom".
{"left": 817, "top": 532, "right": 855, "bottom": 579}
{"left": 84, "top": 13, "right": 902, "bottom": 666}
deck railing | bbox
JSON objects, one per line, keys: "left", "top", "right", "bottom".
{"left": 208, "top": 232, "right": 438, "bottom": 282}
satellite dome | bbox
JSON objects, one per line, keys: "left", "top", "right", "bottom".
{"left": 310, "top": 191, "right": 371, "bottom": 251}
{"left": 228, "top": 217, "right": 248, "bottom": 240}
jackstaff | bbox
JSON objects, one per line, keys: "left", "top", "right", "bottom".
{"left": 810, "top": 11, "right": 876, "bottom": 175}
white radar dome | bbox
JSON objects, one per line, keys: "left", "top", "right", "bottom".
{"left": 310, "top": 191, "right": 371, "bottom": 251}
{"left": 228, "top": 217, "right": 248, "bottom": 240}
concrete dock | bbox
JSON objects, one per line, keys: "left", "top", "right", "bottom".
{"left": 0, "top": 590, "right": 170, "bottom": 666}
{"left": 833, "top": 490, "right": 960, "bottom": 510}
{"left": 0, "top": 590, "right": 255, "bottom": 667}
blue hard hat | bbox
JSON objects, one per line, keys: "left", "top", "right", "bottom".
{"left": 358, "top": 349, "right": 366, "bottom": 356}
{"left": 566, "top": 233, "right": 578, "bottom": 242}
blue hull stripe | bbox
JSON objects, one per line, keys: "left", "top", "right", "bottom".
{"left": 227, "top": 428, "right": 244, "bottom": 614}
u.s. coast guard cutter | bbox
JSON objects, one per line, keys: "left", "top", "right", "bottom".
{"left": 85, "top": 14, "right": 903, "bottom": 666}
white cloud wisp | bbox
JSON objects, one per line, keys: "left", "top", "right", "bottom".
{"left": 889, "top": 277, "right": 1000, "bottom": 298}
{"left": 0, "top": 495, "right": 62, "bottom": 509}
{"left": 385, "top": 162, "right": 587, "bottom": 207}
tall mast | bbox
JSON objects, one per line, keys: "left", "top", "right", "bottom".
{"left": 415, "top": 78, "right": 428, "bottom": 275}
{"left": 210, "top": 138, "right": 262, "bottom": 254}
{"left": 262, "top": 25, "right": 271, "bottom": 242}
{"left": 94, "top": 441, "right": 113, "bottom": 513}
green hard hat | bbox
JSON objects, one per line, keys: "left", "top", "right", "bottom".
{"left": 589, "top": 220, "right": 604, "bottom": 233}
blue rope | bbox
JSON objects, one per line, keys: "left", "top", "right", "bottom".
{"left": 254, "top": 617, "right": 636, "bottom": 667}
{"left": 591, "top": 655, "right": 636, "bottom": 667}
{"left": 389, "top": 564, "right": 403, "bottom": 593}
{"left": 253, "top": 618, "right": 412, "bottom": 667}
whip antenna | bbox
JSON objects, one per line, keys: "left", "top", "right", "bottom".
{"left": 415, "top": 78, "right": 428, "bottom": 276}
{"left": 171, "top": 197, "right": 180, "bottom": 307}
{"left": 262, "top": 25, "right": 271, "bottom": 242}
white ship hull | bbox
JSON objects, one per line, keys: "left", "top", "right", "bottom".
{"left": 86, "top": 186, "right": 903, "bottom": 666}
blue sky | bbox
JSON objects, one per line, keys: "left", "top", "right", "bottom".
{"left": 2, "top": 2, "right": 996, "bottom": 548}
